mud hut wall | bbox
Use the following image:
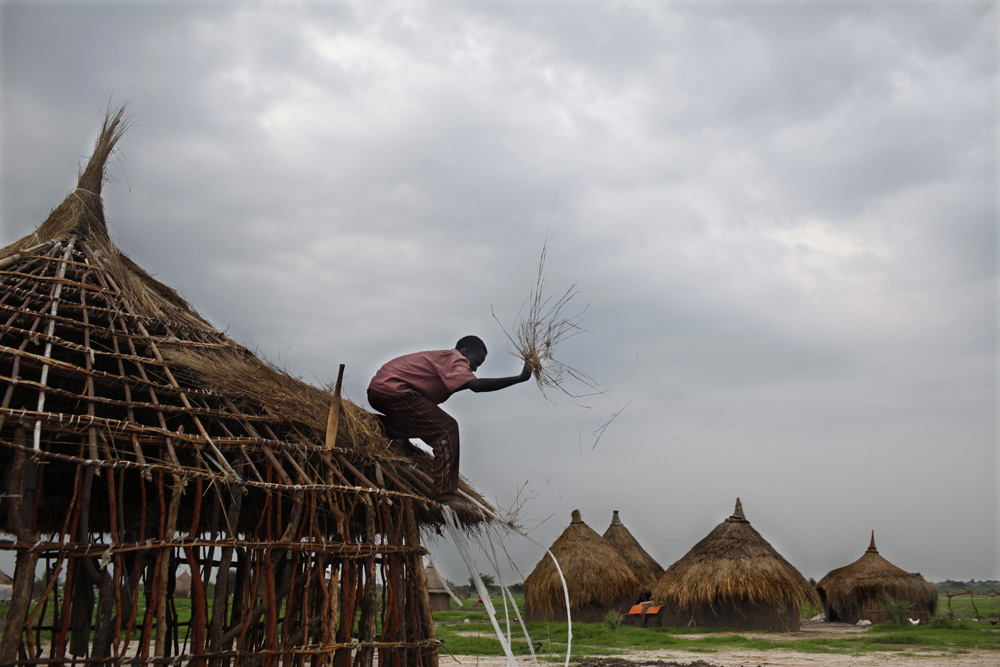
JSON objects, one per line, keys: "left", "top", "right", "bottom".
{"left": 823, "top": 592, "right": 936, "bottom": 625}
{"left": 658, "top": 598, "right": 800, "bottom": 632}
{"left": 524, "top": 593, "right": 636, "bottom": 624}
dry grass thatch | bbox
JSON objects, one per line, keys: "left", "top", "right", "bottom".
{"left": 162, "top": 347, "right": 394, "bottom": 461}
{"left": 816, "top": 532, "right": 938, "bottom": 620}
{"left": 653, "top": 499, "right": 820, "bottom": 614}
{"left": 494, "top": 236, "right": 598, "bottom": 399}
{"left": 603, "top": 510, "right": 664, "bottom": 592}
{"left": 524, "top": 509, "right": 640, "bottom": 617}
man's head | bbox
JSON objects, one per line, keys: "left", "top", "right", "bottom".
{"left": 455, "top": 335, "right": 487, "bottom": 371}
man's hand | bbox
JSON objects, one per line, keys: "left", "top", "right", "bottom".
{"left": 460, "top": 362, "right": 533, "bottom": 393}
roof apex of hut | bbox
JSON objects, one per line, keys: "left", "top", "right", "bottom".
{"left": 867, "top": 530, "right": 878, "bottom": 553}
{"left": 3, "top": 105, "right": 132, "bottom": 257}
{"left": 726, "top": 497, "right": 748, "bottom": 523}
{"left": 610, "top": 510, "right": 622, "bottom": 526}
{"left": 571, "top": 509, "right": 583, "bottom": 524}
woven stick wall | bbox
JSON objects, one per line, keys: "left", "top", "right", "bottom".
{"left": 0, "top": 108, "right": 487, "bottom": 667}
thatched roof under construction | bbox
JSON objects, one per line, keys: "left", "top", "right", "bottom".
{"left": 816, "top": 532, "right": 938, "bottom": 624}
{"left": 524, "top": 509, "right": 640, "bottom": 622}
{"left": 0, "top": 106, "right": 490, "bottom": 535}
{"left": 653, "top": 498, "right": 820, "bottom": 630}
{"left": 1, "top": 105, "right": 491, "bottom": 667}
{"left": 603, "top": 509, "right": 664, "bottom": 593}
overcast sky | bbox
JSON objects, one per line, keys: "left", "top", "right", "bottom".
{"left": 1, "top": 1, "right": 997, "bottom": 587}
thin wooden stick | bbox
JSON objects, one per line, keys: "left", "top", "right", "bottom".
{"left": 326, "top": 364, "right": 346, "bottom": 448}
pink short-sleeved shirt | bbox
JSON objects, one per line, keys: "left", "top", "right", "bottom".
{"left": 368, "top": 349, "right": 477, "bottom": 404}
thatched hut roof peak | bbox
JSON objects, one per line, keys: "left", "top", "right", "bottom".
{"left": 4, "top": 105, "right": 131, "bottom": 256}
{"left": 726, "top": 497, "right": 748, "bottom": 523}
{"left": 602, "top": 510, "right": 663, "bottom": 592}
{"left": 867, "top": 530, "right": 878, "bottom": 553}
{"left": 571, "top": 509, "right": 583, "bottom": 524}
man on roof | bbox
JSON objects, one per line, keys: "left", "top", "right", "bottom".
{"left": 368, "top": 335, "right": 531, "bottom": 512}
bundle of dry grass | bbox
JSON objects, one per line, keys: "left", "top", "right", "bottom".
{"left": 816, "top": 532, "right": 938, "bottom": 623}
{"left": 653, "top": 499, "right": 819, "bottom": 630}
{"left": 524, "top": 509, "right": 640, "bottom": 622}
{"left": 495, "top": 238, "right": 598, "bottom": 398}
{"left": 603, "top": 510, "right": 664, "bottom": 593}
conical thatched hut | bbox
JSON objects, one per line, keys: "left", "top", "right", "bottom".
{"left": 653, "top": 499, "right": 820, "bottom": 631}
{"left": 524, "top": 509, "right": 640, "bottom": 622}
{"left": 0, "top": 107, "right": 490, "bottom": 667}
{"left": 603, "top": 510, "right": 664, "bottom": 596}
{"left": 423, "top": 561, "right": 452, "bottom": 612}
{"left": 816, "top": 532, "right": 938, "bottom": 624}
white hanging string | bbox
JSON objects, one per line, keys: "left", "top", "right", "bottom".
{"left": 441, "top": 507, "right": 519, "bottom": 667}
{"left": 453, "top": 491, "right": 574, "bottom": 667}
{"left": 478, "top": 527, "right": 537, "bottom": 665}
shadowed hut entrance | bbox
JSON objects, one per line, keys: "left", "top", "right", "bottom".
{"left": 816, "top": 532, "right": 938, "bottom": 624}
{"left": 523, "top": 509, "right": 639, "bottom": 623}
{"left": 0, "top": 108, "right": 491, "bottom": 667}
{"left": 653, "top": 498, "right": 819, "bottom": 631}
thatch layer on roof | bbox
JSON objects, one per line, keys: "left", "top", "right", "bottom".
{"left": 603, "top": 510, "right": 664, "bottom": 593}
{"left": 0, "top": 106, "right": 487, "bottom": 666}
{"left": 524, "top": 509, "right": 640, "bottom": 622}
{"left": 653, "top": 499, "right": 820, "bottom": 631}
{"left": 816, "top": 532, "right": 938, "bottom": 624}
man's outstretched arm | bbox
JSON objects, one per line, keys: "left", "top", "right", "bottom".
{"left": 460, "top": 362, "right": 532, "bottom": 393}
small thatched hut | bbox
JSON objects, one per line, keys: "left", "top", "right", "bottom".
{"left": 603, "top": 510, "right": 664, "bottom": 596}
{"left": 816, "top": 532, "right": 938, "bottom": 624}
{"left": 423, "top": 561, "right": 452, "bottom": 612}
{"left": 0, "top": 107, "right": 491, "bottom": 667}
{"left": 173, "top": 572, "right": 192, "bottom": 599}
{"left": 524, "top": 509, "right": 640, "bottom": 622}
{"left": 653, "top": 498, "right": 820, "bottom": 631}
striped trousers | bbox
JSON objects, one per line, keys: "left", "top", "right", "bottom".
{"left": 367, "top": 389, "right": 460, "bottom": 498}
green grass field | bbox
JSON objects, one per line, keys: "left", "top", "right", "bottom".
{"left": 432, "top": 591, "right": 1000, "bottom": 660}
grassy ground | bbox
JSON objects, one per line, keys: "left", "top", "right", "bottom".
{"left": 433, "top": 594, "right": 1000, "bottom": 661}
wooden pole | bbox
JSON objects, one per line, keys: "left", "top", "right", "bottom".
{"left": 0, "top": 430, "right": 40, "bottom": 663}
{"left": 326, "top": 364, "right": 346, "bottom": 448}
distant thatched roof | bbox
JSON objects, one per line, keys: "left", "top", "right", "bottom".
{"left": 653, "top": 499, "right": 820, "bottom": 613}
{"left": 816, "top": 532, "right": 937, "bottom": 618}
{"left": 424, "top": 561, "right": 448, "bottom": 595}
{"left": 524, "top": 509, "right": 640, "bottom": 617}
{"left": 602, "top": 510, "right": 663, "bottom": 591}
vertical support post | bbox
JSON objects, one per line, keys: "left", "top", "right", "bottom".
{"left": 352, "top": 496, "right": 378, "bottom": 667}
{"left": 155, "top": 474, "right": 183, "bottom": 657}
{"left": 403, "top": 500, "right": 436, "bottom": 667}
{"left": 0, "top": 430, "right": 40, "bottom": 663}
